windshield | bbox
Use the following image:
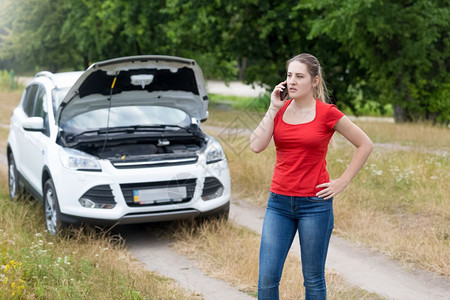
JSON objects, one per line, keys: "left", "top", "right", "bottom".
{"left": 61, "top": 106, "right": 191, "bottom": 130}
{"left": 52, "top": 87, "right": 70, "bottom": 115}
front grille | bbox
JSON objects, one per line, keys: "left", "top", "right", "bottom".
{"left": 112, "top": 155, "right": 198, "bottom": 169}
{"left": 120, "top": 178, "right": 197, "bottom": 207}
{"left": 80, "top": 185, "right": 116, "bottom": 204}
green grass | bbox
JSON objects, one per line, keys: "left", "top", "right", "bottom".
{"left": 0, "top": 177, "right": 196, "bottom": 299}
{"left": 208, "top": 93, "right": 267, "bottom": 112}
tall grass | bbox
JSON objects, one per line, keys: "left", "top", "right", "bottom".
{"left": 0, "top": 169, "right": 195, "bottom": 299}
{"left": 169, "top": 219, "right": 382, "bottom": 299}
{"left": 205, "top": 107, "right": 450, "bottom": 277}
{"left": 354, "top": 120, "right": 450, "bottom": 151}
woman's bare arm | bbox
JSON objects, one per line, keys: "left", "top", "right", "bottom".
{"left": 316, "top": 116, "right": 373, "bottom": 199}
{"left": 250, "top": 82, "right": 286, "bottom": 153}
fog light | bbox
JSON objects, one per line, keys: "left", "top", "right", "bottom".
{"left": 79, "top": 197, "right": 96, "bottom": 208}
{"left": 201, "top": 186, "right": 224, "bottom": 201}
{"left": 79, "top": 198, "right": 116, "bottom": 209}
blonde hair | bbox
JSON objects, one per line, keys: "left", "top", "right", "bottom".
{"left": 287, "top": 53, "right": 330, "bottom": 103}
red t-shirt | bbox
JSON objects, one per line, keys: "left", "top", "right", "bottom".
{"left": 270, "top": 99, "right": 344, "bottom": 196}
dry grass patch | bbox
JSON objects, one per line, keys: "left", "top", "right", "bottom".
{"left": 0, "top": 128, "right": 8, "bottom": 154}
{"left": 328, "top": 145, "right": 449, "bottom": 276}
{"left": 169, "top": 219, "right": 382, "bottom": 299}
{"left": 354, "top": 120, "right": 450, "bottom": 151}
{"left": 0, "top": 90, "right": 21, "bottom": 124}
{"left": 229, "top": 141, "right": 449, "bottom": 276}
{"left": 205, "top": 108, "right": 450, "bottom": 277}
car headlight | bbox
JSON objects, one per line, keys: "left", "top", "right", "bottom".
{"left": 205, "top": 138, "right": 226, "bottom": 164}
{"left": 59, "top": 148, "right": 101, "bottom": 171}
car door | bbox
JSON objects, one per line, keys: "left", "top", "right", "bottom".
{"left": 18, "top": 84, "right": 51, "bottom": 196}
{"left": 12, "top": 84, "right": 39, "bottom": 177}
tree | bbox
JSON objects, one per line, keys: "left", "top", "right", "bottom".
{"left": 61, "top": 0, "right": 173, "bottom": 68}
{"left": 302, "top": 0, "right": 450, "bottom": 123}
{"left": 164, "top": 0, "right": 373, "bottom": 113}
{"left": 0, "top": 0, "right": 82, "bottom": 72}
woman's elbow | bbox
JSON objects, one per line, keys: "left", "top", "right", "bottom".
{"left": 355, "top": 136, "right": 373, "bottom": 156}
{"left": 249, "top": 139, "right": 268, "bottom": 153}
{"left": 249, "top": 135, "right": 266, "bottom": 153}
{"left": 250, "top": 143, "right": 264, "bottom": 153}
{"left": 363, "top": 138, "right": 374, "bottom": 155}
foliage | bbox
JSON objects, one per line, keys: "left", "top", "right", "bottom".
{"left": 0, "top": 69, "right": 14, "bottom": 90}
{"left": 0, "top": 0, "right": 82, "bottom": 72}
{"left": 61, "top": 0, "right": 173, "bottom": 68}
{"left": 301, "top": 0, "right": 450, "bottom": 123}
{"left": 0, "top": 0, "right": 448, "bottom": 123}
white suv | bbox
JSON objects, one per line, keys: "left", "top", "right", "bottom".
{"left": 7, "top": 55, "right": 230, "bottom": 234}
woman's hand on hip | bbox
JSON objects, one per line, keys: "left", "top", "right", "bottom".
{"left": 315, "top": 178, "right": 349, "bottom": 200}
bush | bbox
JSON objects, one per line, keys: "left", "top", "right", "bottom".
{"left": 0, "top": 70, "right": 18, "bottom": 91}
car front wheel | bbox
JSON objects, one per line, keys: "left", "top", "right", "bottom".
{"left": 8, "top": 153, "right": 21, "bottom": 200}
{"left": 43, "top": 179, "right": 65, "bottom": 235}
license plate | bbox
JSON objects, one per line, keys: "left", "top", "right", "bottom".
{"left": 133, "top": 186, "right": 187, "bottom": 205}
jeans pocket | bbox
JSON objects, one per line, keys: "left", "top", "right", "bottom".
{"left": 306, "top": 196, "right": 330, "bottom": 202}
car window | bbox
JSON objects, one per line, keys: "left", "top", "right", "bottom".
{"left": 22, "top": 84, "right": 39, "bottom": 116}
{"left": 62, "top": 106, "right": 191, "bottom": 130}
{"left": 32, "top": 86, "right": 48, "bottom": 119}
{"left": 52, "top": 86, "right": 70, "bottom": 115}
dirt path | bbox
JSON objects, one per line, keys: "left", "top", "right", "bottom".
{"left": 230, "top": 198, "right": 450, "bottom": 299}
{"left": 119, "top": 224, "right": 254, "bottom": 300}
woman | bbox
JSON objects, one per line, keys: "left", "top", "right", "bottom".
{"left": 250, "top": 53, "right": 373, "bottom": 299}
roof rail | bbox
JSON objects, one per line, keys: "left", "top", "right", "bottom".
{"left": 35, "top": 71, "right": 56, "bottom": 86}
{"left": 35, "top": 71, "right": 54, "bottom": 79}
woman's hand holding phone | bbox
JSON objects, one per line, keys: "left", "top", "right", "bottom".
{"left": 270, "top": 81, "right": 288, "bottom": 110}
{"left": 280, "top": 82, "right": 288, "bottom": 101}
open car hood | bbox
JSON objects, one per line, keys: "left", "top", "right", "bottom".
{"left": 56, "top": 55, "right": 209, "bottom": 127}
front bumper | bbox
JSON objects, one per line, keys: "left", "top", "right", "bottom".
{"left": 51, "top": 156, "right": 231, "bottom": 224}
{"left": 61, "top": 201, "right": 230, "bottom": 226}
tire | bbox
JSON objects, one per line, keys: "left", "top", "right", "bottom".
{"left": 8, "top": 152, "right": 21, "bottom": 200}
{"left": 43, "top": 179, "right": 65, "bottom": 235}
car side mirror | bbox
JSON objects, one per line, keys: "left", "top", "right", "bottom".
{"left": 22, "top": 117, "right": 45, "bottom": 132}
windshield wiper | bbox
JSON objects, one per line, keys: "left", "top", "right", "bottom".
{"left": 97, "top": 124, "right": 193, "bottom": 134}
{"left": 63, "top": 124, "right": 193, "bottom": 143}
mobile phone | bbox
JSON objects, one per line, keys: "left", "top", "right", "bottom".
{"left": 280, "top": 82, "right": 288, "bottom": 101}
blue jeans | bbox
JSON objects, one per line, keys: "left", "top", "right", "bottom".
{"left": 258, "top": 191, "right": 334, "bottom": 300}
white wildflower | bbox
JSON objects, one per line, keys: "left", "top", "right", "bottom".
{"left": 373, "top": 170, "right": 383, "bottom": 176}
